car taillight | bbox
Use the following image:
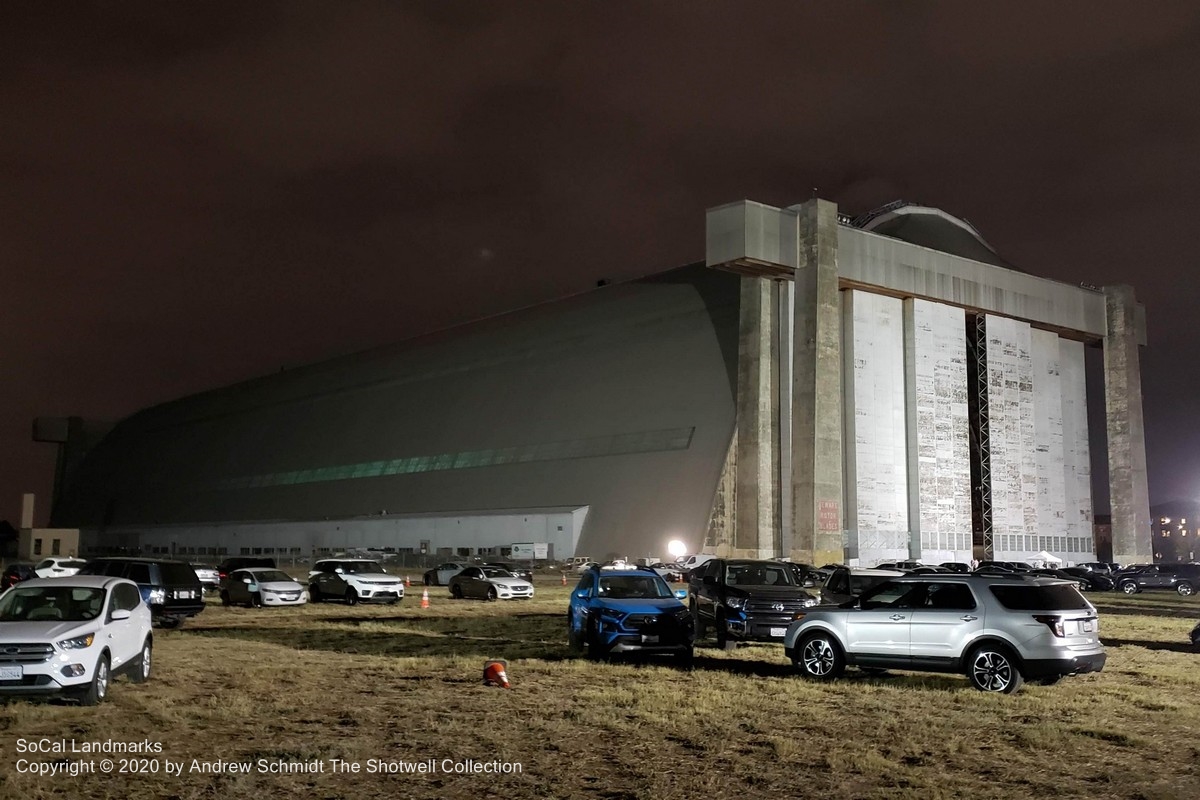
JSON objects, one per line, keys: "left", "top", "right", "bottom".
{"left": 1032, "top": 614, "right": 1064, "bottom": 637}
{"left": 218, "top": 571, "right": 227, "bottom": 580}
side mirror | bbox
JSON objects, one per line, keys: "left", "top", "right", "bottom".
{"left": 674, "top": 588, "right": 688, "bottom": 600}
{"left": 334, "top": 568, "right": 344, "bottom": 574}
{"left": 702, "top": 576, "right": 716, "bottom": 586}
{"left": 572, "top": 589, "right": 590, "bottom": 600}
{"left": 242, "top": 577, "right": 252, "bottom": 583}
{"left": 803, "top": 579, "right": 816, "bottom": 588}
{"left": 110, "top": 609, "right": 131, "bottom": 621}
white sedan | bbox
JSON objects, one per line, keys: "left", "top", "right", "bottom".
{"left": 34, "top": 557, "right": 88, "bottom": 578}
{"left": 222, "top": 568, "right": 308, "bottom": 608}
{"left": 448, "top": 566, "right": 534, "bottom": 600}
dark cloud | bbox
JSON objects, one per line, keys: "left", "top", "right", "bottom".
{"left": 4, "top": 2, "right": 1200, "bottom": 524}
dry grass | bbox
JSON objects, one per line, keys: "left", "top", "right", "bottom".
{"left": 1, "top": 580, "right": 1198, "bottom": 799}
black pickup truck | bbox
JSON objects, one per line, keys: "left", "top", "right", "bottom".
{"left": 688, "top": 558, "right": 817, "bottom": 650}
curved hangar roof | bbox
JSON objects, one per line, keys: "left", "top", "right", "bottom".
{"left": 54, "top": 266, "right": 740, "bottom": 560}
{"left": 851, "top": 201, "right": 1019, "bottom": 271}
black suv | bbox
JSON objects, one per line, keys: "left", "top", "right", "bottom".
{"left": 1112, "top": 563, "right": 1200, "bottom": 597}
{"left": 689, "top": 558, "right": 817, "bottom": 650}
{"left": 77, "top": 558, "right": 205, "bottom": 628}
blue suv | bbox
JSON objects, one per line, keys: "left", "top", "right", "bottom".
{"left": 567, "top": 566, "right": 693, "bottom": 663}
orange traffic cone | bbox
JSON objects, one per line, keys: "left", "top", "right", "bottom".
{"left": 420, "top": 588, "right": 430, "bottom": 609}
{"left": 405, "top": 575, "right": 411, "bottom": 587}
{"left": 561, "top": 572, "right": 567, "bottom": 586}
{"left": 483, "top": 659, "right": 510, "bottom": 688}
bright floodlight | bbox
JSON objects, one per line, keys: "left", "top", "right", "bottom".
{"left": 667, "top": 539, "right": 687, "bottom": 558}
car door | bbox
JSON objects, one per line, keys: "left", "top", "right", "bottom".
{"left": 458, "top": 568, "right": 484, "bottom": 598}
{"left": 908, "top": 582, "right": 983, "bottom": 665}
{"left": 844, "top": 581, "right": 920, "bottom": 660}
{"left": 314, "top": 562, "right": 344, "bottom": 598}
{"left": 694, "top": 560, "right": 723, "bottom": 623}
{"left": 105, "top": 583, "right": 144, "bottom": 670}
{"left": 438, "top": 563, "right": 465, "bottom": 585}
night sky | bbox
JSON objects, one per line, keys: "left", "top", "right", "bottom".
{"left": 5, "top": 2, "right": 1200, "bottom": 527}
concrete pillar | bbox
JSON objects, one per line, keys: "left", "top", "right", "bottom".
{"left": 1103, "top": 285, "right": 1152, "bottom": 565}
{"left": 790, "top": 199, "right": 844, "bottom": 565}
{"left": 735, "top": 276, "right": 781, "bottom": 557}
{"left": 20, "top": 493, "right": 35, "bottom": 530}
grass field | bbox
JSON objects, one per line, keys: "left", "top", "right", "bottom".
{"left": 1, "top": 578, "right": 1198, "bottom": 800}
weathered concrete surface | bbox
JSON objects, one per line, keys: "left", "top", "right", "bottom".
{"left": 1103, "top": 284, "right": 1153, "bottom": 565}
{"left": 790, "top": 199, "right": 844, "bottom": 565}
{"left": 735, "top": 277, "right": 781, "bottom": 557}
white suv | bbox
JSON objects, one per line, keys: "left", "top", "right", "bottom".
{"left": 0, "top": 576, "right": 153, "bottom": 705}
{"left": 784, "top": 573, "right": 1106, "bottom": 694}
{"left": 308, "top": 559, "right": 405, "bottom": 605}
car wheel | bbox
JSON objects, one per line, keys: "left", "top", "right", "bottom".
{"left": 423, "top": 574, "right": 432, "bottom": 586}
{"left": 450, "top": 584, "right": 463, "bottom": 599}
{"left": 79, "top": 654, "right": 110, "bottom": 706}
{"left": 585, "top": 614, "right": 607, "bottom": 661}
{"left": 250, "top": 593, "right": 263, "bottom": 608}
{"left": 487, "top": 586, "right": 498, "bottom": 602}
{"left": 309, "top": 585, "right": 322, "bottom": 603}
{"left": 966, "top": 645, "right": 1025, "bottom": 694}
{"left": 793, "top": 633, "right": 845, "bottom": 681}
{"left": 1176, "top": 582, "right": 1195, "bottom": 597}
{"left": 567, "top": 616, "right": 584, "bottom": 653}
{"left": 690, "top": 600, "right": 706, "bottom": 638}
{"left": 346, "top": 588, "right": 359, "bottom": 606}
{"left": 129, "top": 638, "right": 152, "bottom": 684}
{"left": 220, "top": 591, "right": 231, "bottom": 607}
{"left": 715, "top": 612, "right": 737, "bottom": 651}
{"left": 158, "top": 617, "right": 183, "bottom": 629}
{"left": 1120, "top": 581, "right": 1139, "bottom": 595}
{"left": 674, "top": 647, "right": 695, "bottom": 671}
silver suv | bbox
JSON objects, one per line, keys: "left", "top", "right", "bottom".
{"left": 783, "top": 573, "right": 1106, "bottom": 694}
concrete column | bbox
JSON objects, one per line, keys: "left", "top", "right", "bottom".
{"left": 790, "top": 199, "right": 844, "bottom": 565}
{"left": 1103, "top": 285, "right": 1152, "bottom": 565}
{"left": 735, "top": 276, "right": 781, "bottom": 557}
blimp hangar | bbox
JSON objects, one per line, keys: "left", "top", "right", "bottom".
{"left": 41, "top": 198, "right": 1152, "bottom": 568}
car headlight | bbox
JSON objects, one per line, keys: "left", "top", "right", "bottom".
{"left": 598, "top": 608, "right": 624, "bottom": 621}
{"left": 725, "top": 596, "right": 749, "bottom": 610}
{"left": 802, "top": 597, "right": 818, "bottom": 607}
{"left": 673, "top": 608, "right": 691, "bottom": 620}
{"left": 58, "top": 633, "right": 95, "bottom": 650}
{"left": 148, "top": 588, "right": 166, "bottom": 604}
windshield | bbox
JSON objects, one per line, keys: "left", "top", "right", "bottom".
{"left": 253, "top": 570, "right": 294, "bottom": 583}
{"left": 0, "top": 586, "right": 106, "bottom": 622}
{"left": 343, "top": 562, "right": 386, "bottom": 574}
{"left": 598, "top": 576, "right": 672, "bottom": 599}
{"left": 481, "top": 567, "right": 515, "bottom": 578}
{"left": 725, "top": 562, "right": 796, "bottom": 587}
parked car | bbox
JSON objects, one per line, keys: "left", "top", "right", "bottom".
{"left": 222, "top": 568, "right": 308, "bottom": 608}
{"left": 939, "top": 562, "right": 972, "bottom": 573}
{"left": 448, "top": 566, "right": 534, "bottom": 600}
{"left": 1112, "top": 563, "right": 1200, "bottom": 597}
{"left": 76, "top": 558, "right": 204, "bottom": 628}
{"left": 1030, "top": 569, "right": 1093, "bottom": 593}
{"left": 674, "top": 554, "right": 717, "bottom": 574}
{"left": 574, "top": 561, "right": 601, "bottom": 574}
{"left": 33, "top": 557, "right": 88, "bottom": 579}
{"left": 1076, "top": 562, "right": 1114, "bottom": 575}
{"left": 1058, "top": 567, "right": 1115, "bottom": 592}
{"left": 875, "top": 560, "right": 929, "bottom": 571}
{"left": 567, "top": 565, "right": 692, "bottom": 663}
{"left": 818, "top": 567, "right": 906, "bottom": 605}
{"left": 191, "top": 564, "right": 220, "bottom": 593}
{"left": 309, "top": 559, "right": 404, "bottom": 605}
{"left": 484, "top": 561, "right": 533, "bottom": 582}
{"left": 0, "top": 576, "right": 153, "bottom": 704}
{"left": 647, "top": 562, "right": 685, "bottom": 582}
{"left": 784, "top": 572, "right": 1106, "bottom": 694}
{"left": 422, "top": 562, "right": 471, "bottom": 586}
{"left": 689, "top": 558, "right": 818, "bottom": 650}
{"left": 1, "top": 563, "right": 37, "bottom": 590}
{"left": 975, "top": 561, "right": 1032, "bottom": 573}
{"left": 216, "top": 557, "right": 276, "bottom": 585}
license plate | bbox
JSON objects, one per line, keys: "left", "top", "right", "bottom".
{"left": 770, "top": 627, "right": 787, "bottom": 637}
{"left": 1082, "top": 620, "right": 1094, "bottom": 632}
{"left": 641, "top": 635, "right": 659, "bottom": 644}
{"left": 0, "top": 665, "right": 23, "bottom": 680}
{"left": 177, "top": 590, "right": 192, "bottom": 599}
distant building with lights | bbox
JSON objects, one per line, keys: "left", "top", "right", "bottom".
{"left": 1151, "top": 501, "right": 1199, "bottom": 562}
{"left": 37, "top": 198, "right": 1154, "bottom": 567}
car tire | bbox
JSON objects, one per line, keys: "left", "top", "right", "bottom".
{"left": 220, "top": 591, "right": 231, "bottom": 607}
{"left": 158, "top": 617, "right": 182, "bottom": 630}
{"left": 423, "top": 574, "right": 433, "bottom": 586}
{"left": 715, "top": 612, "right": 737, "bottom": 652}
{"left": 793, "top": 633, "right": 845, "bottom": 681}
{"left": 129, "top": 639, "right": 152, "bottom": 684}
{"left": 487, "top": 586, "right": 498, "bottom": 602}
{"left": 674, "top": 648, "right": 695, "bottom": 671}
{"left": 309, "top": 585, "right": 322, "bottom": 603}
{"left": 567, "top": 617, "right": 584, "bottom": 653}
{"left": 966, "top": 644, "right": 1025, "bottom": 694}
{"left": 450, "top": 584, "right": 463, "bottom": 599}
{"left": 1120, "top": 581, "right": 1139, "bottom": 595}
{"left": 346, "top": 588, "right": 359, "bottom": 606}
{"left": 250, "top": 593, "right": 263, "bottom": 608}
{"left": 1176, "top": 582, "right": 1195, "bottom": 597}
{"left": 79, "top": 654, "right": 110, "bottom": 706}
